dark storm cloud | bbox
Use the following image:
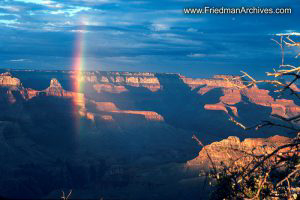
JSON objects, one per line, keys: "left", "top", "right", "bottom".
{"left": 0, "top": 0, "right": 299, "bottom": 77}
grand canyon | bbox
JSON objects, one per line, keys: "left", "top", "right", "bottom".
{"left": 0, "top": 69, "right": 298, "bottom": 199}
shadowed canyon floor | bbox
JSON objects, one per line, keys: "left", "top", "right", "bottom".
{"left": 0, "top": 70, "right": 299, "bottom": 199}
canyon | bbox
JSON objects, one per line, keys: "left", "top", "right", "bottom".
{"left": 0, "top": 69, "right": 299, "bottom": 199}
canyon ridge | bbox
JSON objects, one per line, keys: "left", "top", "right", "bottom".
{"left": 0, "top": 69, "right": 298, "bottom": 199}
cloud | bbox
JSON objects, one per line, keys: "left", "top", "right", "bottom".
{"left": 13, "top": 0, "right": 62, "bottom": 8}
{"left": 44, "top": 1, "right": 63, "bottom": 7}
{"left": 128, "top": 1, "right": 148, "bottom": 5}
{"left": 149, "top": 33, "right": 203, "bottom": 45}
{"left": 0, "top": 5, "right": 21, "bottom": 12}
{"left": 51, "top": 0, "right": 120, "bottom": 6}
{"left": 111, "top": 30, "right": 124, "bottom": 35}
{"left": 47, "top": 6, "right": 91, "bottom": 16}
{"left": 13, "top": 0, "right": 45, "bottom": 4}
{"left": 71, "top": 0, "right": 116, "bottom": 3}
{"left": 187, "top": 53, "right": 236, "bottom": 58}
{"left": 187, "top": 53, "right": 205, "bottom": 58}
{"left": 70, "top": 29, "right": 90, "bottom": 33}
{"left": 0, "top": 19, "right": 19, "bottom": 25}
{"left": 151, "top": 23, "right": 170, "bottom": 31}
{"left": 9, "top": 58, "right": 29, "bottom": 62}
{"left": 187, "top": 28, "right": 197, "bottom": 32}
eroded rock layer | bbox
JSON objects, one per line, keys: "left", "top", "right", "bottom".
{"left": 0, "top": 70, "right": 299, "bottom": 199}
{"left": 0, "top": 72, "right": 165, "bottom": 123}
{"left": 186, "top": 135, "right": 292, "bottom": 170}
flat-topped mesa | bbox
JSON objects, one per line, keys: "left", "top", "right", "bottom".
{"left": 180, "top": 74, "right": 244, "bottom": 89}
{"left": 93, "top": 84, "right": 128, "bottom": 94}
{"left": 99, "top": 71, "right": 157, "bottom": 76}
{"left": 213, "top": 74, "right": 244, "bottom": 85}
{"left": 70, "top": 71, "right": 97, "bottom": 83}
{"left": 94, "top": 72, "right": 161, "bottom": 92}
{"left": 186, "top": 135, "right": 291, "bottom": 170}
{"left": 111, "top": 110, "right": 164, "bottom": 121}
{"left": 94, "top": 102, "right": 119, "bottom": 112}
{"left": 213, "top": 74, "right": 242, "bottom": 80}
{"left": 0, "top": 72, "right": 21, "bottom": 87}
{"left": 100, "top": 73, "right": 159, "bottom": 84}
{"left": 78, "top": 72, "right": 246, "bottom": 92}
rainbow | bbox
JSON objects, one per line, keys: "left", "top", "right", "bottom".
{"left": 72, "top": 18, "right": 86, "bottom": 94}
{"left": 71, "top": 18, "right": 87, "bottom": 135}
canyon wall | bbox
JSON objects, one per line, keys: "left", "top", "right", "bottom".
{"left": 0, "top": 72, "right": 165, "bottom": 123}
{"left": 2, "top": 71, "right": 300, "bottom": 124}
{"left": 0, "top": 72, "right": 21, "bottom": 87}
{"left": 78, "top": 72, "right": 300, "bottom": 120}
{"left": 0, "top": 70, "right": 299, "bottom": 199}
{"left": 186, "top": 135, "right": 292, "bottom": 170}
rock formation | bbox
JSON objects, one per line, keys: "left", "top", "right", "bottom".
{"left": 111, "top": 110, "right": 164, "bottom": 121}
{"left": 2, "top": 70, "right": 300, "bottom": 126}
{"left": 93, "top": 83, "right": 128, "bottom": 93}
{"left": 85, "top": 72, "right": 162, "bottom": 92}
{"left": 0, "top": 72, "right": 165, "bottom": 123}
{"left": 182, "top": 75, "right": 300, "bottom": 119}
{"left": 186, "top": 135, "right": 292, "bottom": 170}
{"left": 0, "top": 70, "right": 299, "bottom": 199}
{"left": 58, "top": 71, "right": 300, "bottom": 120}
{"left": 80, "top": 72, "right": 300, "bottom": 118}
{"left": 0, "top": 72, "right": 21, "bottom": 87}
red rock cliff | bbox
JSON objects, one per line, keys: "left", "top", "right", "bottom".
{"left": 186, "top": 135, "right": 291, "bottom": 170}
{"left": 0, "top": 72, "right": 21, "bottom": 87}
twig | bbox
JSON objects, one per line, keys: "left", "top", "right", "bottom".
{"left": 276, "top": 164, "right": 300, "bottom": 187}
{"left": 192, "top": 134, "right": 218, "bottom": 174}
{"left": 272, "top": 36, "right": 284, "bottom": 65}
{"left": 246, "top": 142, "right": 300, "bottom": 177}
{"left": 252, "top": 170, "right": 270, "bottom": 199}
{"left": 61, "top": 190, "right": 72, "bottom": 200}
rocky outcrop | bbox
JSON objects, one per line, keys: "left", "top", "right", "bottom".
{"left": 91, "top": 101, "right": 164, "bottom": 122}
{"left": 186, "top": 75, "right": 300, "bottom": 119}
{"left": 60, "top": 71, "right": 300, "bottom": 121}
{"left": 205, "top": 86, "right": 300, "bottom": 119}
{"left": 100, "top": 115, "right": 114, "bottom": 121}
{"left": 44, "top": 78, "right": 64, "bottom": 96}
{"left": 0, "top": 72, "right": 166, "bottom": 123}
{"left": 84, "top": 72, "right": 241, "bottom": 92}
{"left": 181, "top": 75, "right": 244, "bottom": 90}
{"left": 20, "top": 88, "right": 39, "bottom": 99}
{"left": 186, "top": 135, "right": 291, "bottom": 170}
{"left": 93, "top": 84, "right": 128, "bottom": 93}
{"left": 94, "top": 102, "right": 119, "bottom": 112}
{"left": 30, "top": 78, "right": 85, "bottom": 107}
{"left": 0, "top": 72, "right": 21, "bottom": 87}
{"left": 2, "top": 70, "right": 300, "bottom": 125}
{"left": 204, "top": 103, "right": 239, "bottom": 117}
{"left": 111, "top": 110, "right": 164, "bottom": 121}
{"left": 81, "top": 72, "right": 162, "bottom": 92}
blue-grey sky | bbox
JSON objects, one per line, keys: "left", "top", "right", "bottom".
{"left": 0, "top": 0, "right": 299, "bottom": 77}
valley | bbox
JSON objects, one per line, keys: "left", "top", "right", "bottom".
{"left": 0, "top": 70, "right": 299, "bottom": 199}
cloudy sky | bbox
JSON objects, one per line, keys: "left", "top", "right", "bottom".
{"left": 0, "top": 0, "right": 299, "bottom": 77}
